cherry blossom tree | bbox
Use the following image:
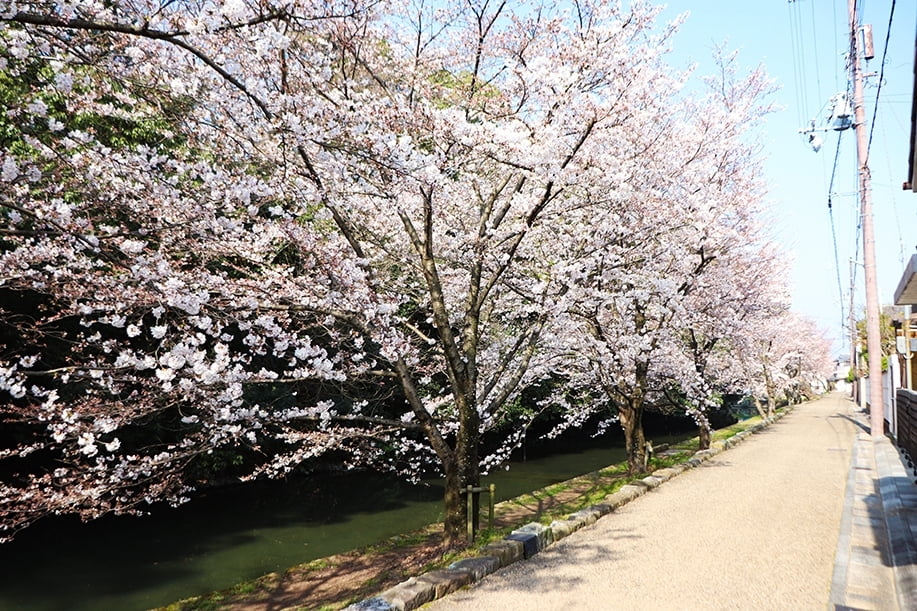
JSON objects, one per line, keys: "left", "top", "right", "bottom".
{"left": 1, "top": 0, "right": 702, "bottom": 545}
{"left": 672, "top": 238, "right": 790, "bottom": 448}
{"left": 656, "top": 52, "right": 788, "bottom": 449}
{"left": 735, "top": 309, "right": 833, "bottom": 416}
{"left": 544, "top": 50, "right": 781, "bottom": 473}
{"left": 1, "top": 0, "right": 835, "bottom": 547}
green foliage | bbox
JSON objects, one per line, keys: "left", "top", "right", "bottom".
{"left": 0, "top": 52, "right": 186, "bottom": 158}
{"left": 187, "top": 449, "right": 247, "bottom": 482}
{"left": 494, "top": 396, "right": 536, "bottom": 428}
{"left": 428, "top": 68, "right": 503, "bottom": 112}
{"left": 855, "top": 310, "right": 897, "bottom": 361}
{"left": 862, "top": 352, "right": 888, "bottom": 373}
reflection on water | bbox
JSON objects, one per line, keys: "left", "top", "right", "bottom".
{"left": 0, "top": 433, "right": 689, "bottom": 611}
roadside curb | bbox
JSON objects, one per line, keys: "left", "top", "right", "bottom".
{"left": 875, "top": 435, "right": 917, "bottom": 609}
{"left": 344, "top": 409, "right": 791, "bottom": 611}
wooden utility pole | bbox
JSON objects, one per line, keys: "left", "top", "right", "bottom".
{"left": 849, "top": 0, "right": 885, "bottom": 436}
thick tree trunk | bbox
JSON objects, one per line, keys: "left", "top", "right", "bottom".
{"left": 618, "top": 359, "right": 650, "bottom": 475}
{"left": 456, "top": 390, "right": 481, "bottom": 538}
{"left": 393, "top": 357, "right": 475, "bottom": 549}
{"left": 619, "top": 405, "right": 646, "bottom": 475}
{"left": 442, "top": 458, "right": 464, "bottom": 549}
{"left": 698, "top": 422, "right": 711, "bottom": 450}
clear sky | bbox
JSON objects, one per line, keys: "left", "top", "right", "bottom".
{"left": 657, "top": 0, "right": 915, "bottom": 357}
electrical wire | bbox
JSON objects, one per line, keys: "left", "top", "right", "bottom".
{"left": 828, "top": 130, "right": 847, "bottom": 338}
{"left": 865, "top": 0, "right": 896, "bottom": 163}
{"left": 882, "top": 116, "right": 905, "bottom": 265}
{"left": 833, "top": 0, "right": 841, "bottom": 92}
{"left": 787, "top": 0, "right": 809, "bottom": 129}
{"left": 809, "top": 0, "right": 823, "bottom": 106}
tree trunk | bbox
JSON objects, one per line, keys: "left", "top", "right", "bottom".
{"left": 619, "top": 405, "right": 646, "bottom": 475}
{"left": 762, "top": 366, "right": 776, "bottom": 418}
{"left": 698, "top": 421, "right": 711, "bottom": 450}
{"left": 766, "top": 394, "right": 776, "bottom": 419}
{"left": 751, "top": 394, "right": 767, "bottom": 419}
{"left": 618, "top": 359, "right": 650, "bottom": 475}
{"left": 394, "top": 357, "right": 474, "bottom": 549}
{"left": 456, "top": 390, "right": 481, "bottom": 539}
{"left": 441, "top": 457, "right": 464, "bottom": 549}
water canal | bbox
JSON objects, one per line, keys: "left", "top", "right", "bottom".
{"left": 0, "top": 432, "right": 692, "bottom": 610}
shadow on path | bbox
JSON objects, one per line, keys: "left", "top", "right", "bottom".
{"left": 832, "top": 413, "right": 871, "bottom": 434}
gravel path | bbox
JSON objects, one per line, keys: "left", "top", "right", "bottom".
{"left": 427, "top": 394, "right": 859, "bottom": 610}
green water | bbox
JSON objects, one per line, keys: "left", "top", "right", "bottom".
{"left": 0, "top": 434, "right": 689, "bottom": 611}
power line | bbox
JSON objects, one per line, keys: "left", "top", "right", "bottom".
{"left": 882, "top": 117, "right": 905, "bottom": 265}
{"left": 809, "top": 0, "right": 823, "bottom": 108}
{"left": 787, "top": 1, "right": 810, "bottom": 128}
{"left": 828, "top": 130, "right": 847, "bottom": 338}
{"left": 865, "top": 0, "right": 896, "bottom": 163}
{"left": 833, "top": 0, "right": 841, "bottom": 92}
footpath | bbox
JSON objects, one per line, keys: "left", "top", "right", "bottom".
{"left": 350, "top": 393, "right": 917, "bottom": 610}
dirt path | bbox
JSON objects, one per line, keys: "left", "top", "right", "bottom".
{"left": 427, "top": 394, "right": 859, "bottom": 610}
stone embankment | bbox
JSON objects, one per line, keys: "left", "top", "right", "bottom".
{"left": 345, "top": 417, "right": 781, "bottom": 611}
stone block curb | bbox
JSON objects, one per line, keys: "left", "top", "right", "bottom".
{"left": 416, "top": 569, "right": 476, "bottom": 598}
{"left": 510, "top": 522, "right": 553, "bottom": 554}
{"left": 448, "top": 556, "right": 501, "bottom": 580}
{"left": 374, "top": 576, "right": 436, "bottom": 610}
{"left": 479, "top": 539, "right": 524, "bottom": 567}
{"left": 603, "top": 488, "right": 636, "bottom": 508}
{"left": 619, "top": 483, "right": 648, "bottom": 497}
{"left": 549, "top": 518, "right": 582, "bottom": 541}
{"left": 567, "top": 506, "right": 602, "bottom": 525}
{"left": 344, "top": 412, "right": 785, "bottom": 611}
{"left": 345, "top": 596, "right": 396, "bottom": 611}
{"left": 652, "top": 467, "right": 678, "bottom": 482}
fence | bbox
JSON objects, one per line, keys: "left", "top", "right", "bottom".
{"left": 464, "top": 484, "right": 496, "bottom": 542}
{"left": 897, "top": 389, "right": 917, "bottom": 462}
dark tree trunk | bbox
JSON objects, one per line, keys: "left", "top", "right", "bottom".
{"left": 698, "top": 422, "right": 711, "bottom": 450}
{"left": 621, "top": 405, "right": 646, "bottom": 474}
{"left": 442, "top": 458, "right": 464, "bottom": 549}
{"left": 615, "top": 358, "right": 650, "bottom": 475}
{"left": 456, "top": 388, "right": 481, "bottom": 539}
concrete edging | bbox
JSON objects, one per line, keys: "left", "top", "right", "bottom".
{"left": 344, "top": 409, "right": 792, "bottom": 611}
{"left": 875, "top": 438, "right": 917, "bottom": 609}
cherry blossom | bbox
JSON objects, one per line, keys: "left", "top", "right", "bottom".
{"left": 0, "top": 0, "right": 833, "bottom": 546}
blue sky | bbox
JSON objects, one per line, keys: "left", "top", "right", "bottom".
{"left": 657, "top": 0, "right": 915, "bottom": 356}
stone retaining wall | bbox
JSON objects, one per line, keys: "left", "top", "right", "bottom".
{"left": 345, "top": 413, "right": 787, "bottom": 611}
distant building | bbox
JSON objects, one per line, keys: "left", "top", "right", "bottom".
{"left": 832, "top": 356, "right": 852, "bottom": 393}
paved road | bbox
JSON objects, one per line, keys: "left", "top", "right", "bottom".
{"left": 427, "top": 394, "right": 864, "bottom": 610}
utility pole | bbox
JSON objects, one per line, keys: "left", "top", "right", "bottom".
{"left": 849, "top": 0, "right": 885, "bottom": 436}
